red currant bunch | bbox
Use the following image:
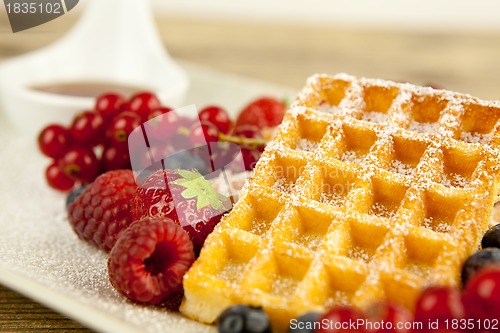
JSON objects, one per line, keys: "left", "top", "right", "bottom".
{"left": 38, "top": 94, "right": 287, "bottom": 191}
{"left": 188, "top": 99, "right": 285, "bottom": 173}
{"left": 38, "top": 91, "right": 169, "bottom": 191}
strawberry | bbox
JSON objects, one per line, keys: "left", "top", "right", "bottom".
{"left": 234, "top": 97, "right": 286, "bottom": 130}
{"left": 131, "top": 169, "right": 231, "bottom": 254}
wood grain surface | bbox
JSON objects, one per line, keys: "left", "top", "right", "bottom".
{"left": 2, "top": 12, "right": 500, "bottom": 333}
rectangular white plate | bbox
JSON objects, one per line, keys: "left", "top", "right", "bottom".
{"left": 0, "top": 62, "right": 298, "bottom": 333}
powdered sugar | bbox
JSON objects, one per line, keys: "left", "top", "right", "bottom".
{"left": 342, "top": 150, "right": 365, "bottom": 164}
{"left": 272, "top": 177, "right": 297, "bottom": 193}
{"left": 442, "top": 173, "right": 469, "bottom": 188}
{"left": 317, "top": 103, "right": 342, "bottom": 115}
{"left": 210, "top": 170, "right": 252, "bottom": 202}
{"left": 391, "top": 160, "right": 414, "bottom": 176}
{"left": 423, "top": 217, "right": 452, "bottom": 233}
{"left": 271, "top": 276, "right": 299, "bottom": 298}
{"left": 460, "top": 131, "right": 491, "bottom": 144}
{"left": 406, "top": 263, "right": 432, "bottom": 278}
{"left": 319, "top": 192, "right": 344, "bottom": 206}
{"left": 325, "top": 290, "right": 350, "bottom": 307}
{"left": 249, "top": 217, "right": 272, "bottom": 236}
{"left": 348, "top": 246, "right": 373, "bottom": 262}
{"left": 0, "top": 126, "right": 214, "bottom": 333}
{"left": 408, "top": 121, "right": 439, "bottom": 134}
{"left": 361, "top": 111, "right": 388, "bottom": 124}
{"left": 298, "top": 233, "right": 323, "bottom": 250}
{"left": 369, "top": 203, "right": 396, "bottom": 219}
{"left": 218, "top": 262, "right": 246, "bottom": 284}
{"left": 297, "top": 138, "right": 320, "bottom": 152}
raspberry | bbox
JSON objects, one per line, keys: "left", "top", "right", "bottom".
{"left": 108, "top": 217, "right": 194, "bottom": 304}
{"left": 68, "top": 170, "right": 137, "bottom": 252}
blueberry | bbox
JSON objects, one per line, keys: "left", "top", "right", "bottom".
{"left": 65, "top": 184, "right": 88, "bottom": 209}
{"left": 163, "top": 150, "right": 208, "bottom": 174}
{"left": 461, "top": 248, "right": 500, "bottom": 286}
{"left": 289, "top": 312, "right": 322, "bottom": 333}
{"left": 217, "top": 304, "right": 272, "bottom": 333}
{"left": 482, "top": 224, "right": 500, "bottom": 249}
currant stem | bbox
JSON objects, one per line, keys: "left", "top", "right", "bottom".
{"left": 218, "top": 133, "right": 267, "bottom": 147}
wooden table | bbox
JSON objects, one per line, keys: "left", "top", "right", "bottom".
{"left": 2, "top": 11, "right": 500, "bottom": 332}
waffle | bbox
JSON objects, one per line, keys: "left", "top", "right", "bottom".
{"left": 180, "top": 74, "right": 500, "bottom": 332}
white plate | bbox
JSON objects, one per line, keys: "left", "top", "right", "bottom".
{"left": 0, "top": 62, "right": 298, "bottom": 333}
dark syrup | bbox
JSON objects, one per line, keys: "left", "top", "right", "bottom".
{"left": 31, "top": 81, "right": 148, "bottom": 98}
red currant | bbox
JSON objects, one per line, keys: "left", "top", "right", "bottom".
{"left": 233, "top": 124, "right": 262, "bottom": 139}
{"left": 234, "top": 124, "right": 265, "bottom": 148}
{"left": 190, "top": 121, "right": 220, "bottom": 147}
{"left": 95, "top": 93, "right": 125, "bottom": 123}
{"left": 231, "top": 125, "right": 265, "bottom": 171}
{"left": 317, "top": 306, "right": 367, "bottom": 333}
{"left": 146, "top": 109, "right": 180, "bottom": 143}
{"left": 58, "top": 147, "right": 100, "bottom": 183}
{"left": 240, "top": 147, "right": 262, "bottom": 171}
{"left": 106, "top": 111, "right": 142, "bottom": 146}
{"left": 414, "top": 286, "right": 465, "bottom": 330}
{"left": 38, "top": 124, "right": 71, "bottom": 158}
{"left": 129, "top": 92, "right": 161, "bottom": 121}
{"left": 101, "top": 144, "right": 131, "bottom": 171}
{"left": 120, "top": 101, "right": 131, "bottom": 112}
{"left": 176, "top": 116, "right": 196, "bottom": 134}
{"left": 167, "top": 117, "right": 197, "bottom": 151}
{"left": 129, "top": 143, "right": 171, "bottom": 178}
{"left": 70, "top": 111, "right": 105, "bottom": 146}
{"left": 148, "top": 106, "right": 172, "bottom": 121}
{"left": 365, "top": 302, "right": 413, "bottom": 333}
{"left": 198, "top": 106, "right": 232, "bottom": 134}
{"left": 463, "top": 265, "right": 500, "bottom": 321}
{"left": 235, "top": 96, "right": 286, "bottom": 129}
{"left": 45, "top": 162, "right": 75, "bottom": 191}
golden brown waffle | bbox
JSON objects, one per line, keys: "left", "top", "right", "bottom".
{"left": 180, "top": 74, "right": 500, "bottom": 332}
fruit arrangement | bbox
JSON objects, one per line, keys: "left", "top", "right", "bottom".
{"left": 216, "top": 226, "right": 500, "bottom": 333}
{"left": 66, "top": 166, "right": 231, "bottom": 306}
{"left": 44, "top": 91, "right": 285, "bottom": 315}
{"left": 37, "top": 92, "right": 286, "bottom": 191}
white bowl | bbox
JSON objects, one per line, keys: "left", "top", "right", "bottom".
{"left": 0, "top": 0, "right": 189, "bottom": 137}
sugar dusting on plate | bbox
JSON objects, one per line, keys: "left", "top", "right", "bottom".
{"left": 0, "top": 126, "right": 215, "bottom": 333}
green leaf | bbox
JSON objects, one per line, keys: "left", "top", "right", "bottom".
{"left": 172, "top": 169, "right": 228, "bottom": 211}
